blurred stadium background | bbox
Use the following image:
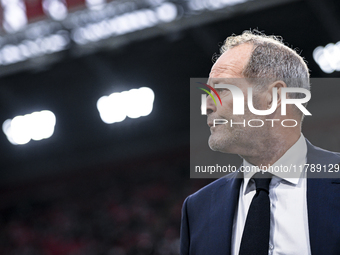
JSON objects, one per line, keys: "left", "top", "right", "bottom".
{"left": 0, "top": 0, "right": 340, "bottom": 254}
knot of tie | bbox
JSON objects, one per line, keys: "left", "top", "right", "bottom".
{"left": 253, "top": 172, "right": 272, "bottom": 194}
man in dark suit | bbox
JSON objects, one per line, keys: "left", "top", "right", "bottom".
{"left": 180, "top": 31, "right": 340, "bottom": 255}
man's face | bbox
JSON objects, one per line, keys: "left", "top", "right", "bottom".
{"left": 207, "top": 44, "right": 267, "bottom": 155}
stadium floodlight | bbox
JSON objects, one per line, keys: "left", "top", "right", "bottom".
{"left": 1, "top": 0, "right": 27, "bottom": 33}
{"left": 188, "top": 0, "right": 248, "bottom": 11}
{"left": 2, "top": 110, "right": 56, "bottom": 145}
{"left": 0, "top": 33, "right": 69, "bottom": 66}
{"left": 85, "top": 0, "right": 106, "bottom": 10}
{"left": 313, "top": 42, "right": 340, "bottom": 74}
{"left": 43, "top": 0, "right": 68, "bottom": 21}
{"left": 72, "top": 2, "right": 178, "bottom": 45}
{"left": 97, "top": 87, "right": 155, "bottom": 124}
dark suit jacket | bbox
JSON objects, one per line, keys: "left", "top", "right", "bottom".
{"left": 180, "top": 140, "right": 340, "bottom": 255}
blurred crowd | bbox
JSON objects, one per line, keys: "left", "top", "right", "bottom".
{"left": 0, "top": 150, "right": 211, "bottom": 255}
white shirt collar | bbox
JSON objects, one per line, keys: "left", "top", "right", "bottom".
{"left": 242, "top": 133, "right": 307, "bottom": 194}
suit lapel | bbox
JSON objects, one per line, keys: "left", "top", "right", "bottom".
{"left": 209, "top": 171, "right": 243, "bottom": 255}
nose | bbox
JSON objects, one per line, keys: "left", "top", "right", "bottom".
{"left": 206, "top": 93, "right": 216, "bottom": 115}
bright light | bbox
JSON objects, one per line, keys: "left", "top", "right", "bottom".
{"left": 188, "top": 0, "right": 248, "bottom": 11}
{"left": 86, "top": 0, "right": 106, "bottom": 10}
{"left": 43, "top": 0, "right": 68, "bottom": 21}
{"left": 71, "top": 5, "right": 178, "bottom": 45}
{"left": 313, "top": 42, "right": 340, "bottom": 73}
{"left": 1, "top": 0, "right": 27, "bottom": 33}
{"left": 97, "top": 94, "right": 127, "bottom": 124}
{"left": 2, "top": 110, "right": 56, "bottom": 145}
{"left": 0, "top": 33, "right": 69, "bottom": 66}
{"left": 97, "top": 87, "right": 155, "bottom": 124}
{"left": 156, "top": 3, "right": 178, "bottom": 23}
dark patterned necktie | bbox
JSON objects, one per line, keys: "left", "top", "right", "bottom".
{"left": 239, "top": 172, "right": 272, "bottom": 255}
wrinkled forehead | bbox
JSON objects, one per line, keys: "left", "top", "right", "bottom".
{"left": 209, "top": 62, "right": 244, "bottom": 79}
{"left": 207, "top": 77, "right": 250, "bottom": 87}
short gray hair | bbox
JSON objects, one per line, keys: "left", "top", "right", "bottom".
{"left": 219, "top": 30, "right": 310, "bottom": 99}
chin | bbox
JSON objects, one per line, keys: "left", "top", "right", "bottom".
{"left": 208, "top": 142, "right": 219, "bottom": 152}
{"left": 208, "top": 132, "right": 240, "bottom": 154}
{"left": 208, "top": 135, "right": 227, "bottom": 152}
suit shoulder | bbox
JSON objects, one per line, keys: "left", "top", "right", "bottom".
{"left": 186, "top": 171, "right": 238, "bottom": 204}
{"left": 307, "top": 140, "right": 340, "bottom": 162}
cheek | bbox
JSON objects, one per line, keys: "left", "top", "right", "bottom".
{"left": 216, "top": 106, "right": 230, "bottom": 117}
{"left": 216, "top": 100, "right": 233, "bottom": 115}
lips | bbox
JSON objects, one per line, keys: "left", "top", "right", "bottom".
{"left": 207, "top": 115, "right": 218, "bottom": 128}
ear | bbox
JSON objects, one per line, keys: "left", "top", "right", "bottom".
{"left": 266, "top": 81, "right": 287, "bottom": 110}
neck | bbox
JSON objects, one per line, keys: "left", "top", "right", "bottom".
{"left": 241, "top": 130, "right": 301, "bottom": 168}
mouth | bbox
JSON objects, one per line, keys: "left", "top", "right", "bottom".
{"left": 207, "top": 117, "right": 216, "bottom": 128}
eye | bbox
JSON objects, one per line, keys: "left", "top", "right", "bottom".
{"left": 214, "top": 87, "right": 229, "bottom": 95}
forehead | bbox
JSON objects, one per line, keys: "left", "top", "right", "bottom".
{"left": 209, "top": 43, "right": 253, "bottom": 79}
{"left": 206, "top": 77, "right": 250, "bottom": 90}
{"left": 207, "top": 77, "right": 239, "bottom": 85}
